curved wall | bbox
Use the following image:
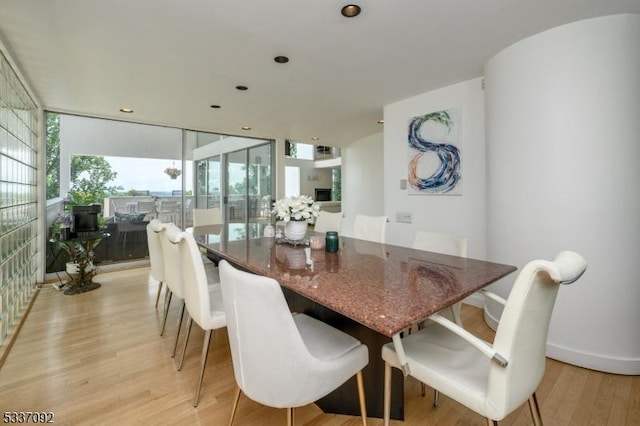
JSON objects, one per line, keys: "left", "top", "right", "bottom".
{"left": 484, "top": 14, "right": 640, "bottom": 374}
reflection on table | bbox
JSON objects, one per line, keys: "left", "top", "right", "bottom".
{"left": 192, "top": 226, "right": 516, "bottom": 419}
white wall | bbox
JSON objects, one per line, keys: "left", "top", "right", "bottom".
{"left": 341, "top": 132, "right": 384, "bottom": 237}
{"left": 485, "top": 14, "right": 640, "bottom": 374}
{"left": 383, "top": 78, "right": 487, "bottom": 259}
{"left": 284, "top": 158, "right": 333, "bottom": 197}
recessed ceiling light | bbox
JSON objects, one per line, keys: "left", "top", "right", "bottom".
{"left": 274, "top": 56, "right": 289, "bottom": 64}
{"left": 236, "top": 85, "right": 248, "bottom": 91}
{"left": 210, "top": 105, "right": 221, "bottom": 109}
{"left": 377, "top": 119, "right": 384, "bottom": 124}
{"left": 311, "top": 136, "right": 320, "bottom": 141}
{"left": 241, "top": 126, "right": 251, "bottom": 131}
{"left": 341, "top": 4, "right": 361, "bottom": 18}
{"left": 119, "top": 108, "right": 134, "bottom": 113}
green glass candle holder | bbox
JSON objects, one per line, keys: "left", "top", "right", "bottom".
{"left": 325, "top": 231, "right": 339, "bottom": 253}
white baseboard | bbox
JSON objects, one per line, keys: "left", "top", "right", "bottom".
{"left": 546, "top": 342, "right": 640, "bottom": 375}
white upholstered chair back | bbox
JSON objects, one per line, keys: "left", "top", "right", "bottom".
{"left": 412, "top": 230, "right": 467, "bottom": 257}
{"left": 169, "top": 227, "right": 219, "bottom": 331}
{"left": 159, "top": 223, "right": 185, "bottom": 299}
{"left": 147, "top": 219, "right": 167, "bottom": 283}
{"left": 219, "top": 260, "right": 321, "bottom": 407}
{"left": 219, "top": 260, "right": 368, "bottom": 409}
{"left": 353, "top": 214, "right": 388, "bottom": 243}
{"left": 313, "top": 211, "right": 342, "bottom": 234}
{"left": 486, "top": 251, "right": 587, "bottom": 419}
{"left": 193, "top": 208, "right": 223, "bottom": 227}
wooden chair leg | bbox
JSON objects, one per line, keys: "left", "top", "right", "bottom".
{"left": 356, "top": 370, "right": 367, "bottom": 426}
{"left": 383, "top": 362, "right": 391, "bottom": 426}
{"left": 528, "top": 392, "right": 543, "bottom": 426}
{"left": 193, "top": 329, "right": 212, "bottom": 407}
{"left": 228, "top": 385, "right": 241, "bottom": 426}
{"left": 177, "top": 317, "right": 192, "bottom": 371}
{"left": 160, "top": 290, "right": 173, "bottom": 336}
{"left": 155, "top": 281, "right": 164, "bottom": 307}
{"left": 171, "top": 303, "right": 186, "bottom": 358}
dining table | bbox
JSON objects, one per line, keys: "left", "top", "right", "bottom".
{"left": 191, "top": 224, "right": 516, "bottom": 420}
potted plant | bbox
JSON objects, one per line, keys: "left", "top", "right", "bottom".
{"left": 164, "top": 167, "right": 182, "bottom": 179}
{"left": 271, "top": 195, "right": 320, "bottom": 241}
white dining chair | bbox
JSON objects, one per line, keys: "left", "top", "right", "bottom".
{"left": 352, "top": 214, "right": 388, "bottom": 243}
{"left": 381, "top": 251, "right": 587, "bottom": 426}
{"left": 146, "top": 219, "right": 168, "bottom": 308}
{"left": 218, "top": 260, "right": 369, "bottom": 426}
{"left": 171, "top": 228, "right": 226, "bottom": 407}
{"left": 412, "top": 230, "right": 468, "bottom": 399}
{"left": 313, "top": 210, "right": 342, "bottom": 234}
{"left": 192, "top": 207, "right": 223, "bottom": 227}
{"left": 159, "top": 223, "right": 220, "bottom": 356}
{"left": 412, "top": 230, "right": 468, "bottom": 326}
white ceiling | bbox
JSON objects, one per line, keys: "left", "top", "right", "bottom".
{"left": 1, "top": 1, "right": 638, "bottom": 147}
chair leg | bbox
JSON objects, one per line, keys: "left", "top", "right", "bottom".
{"left": 486, "top": 419, "right": 498, "bottom": 426}
{"left": 421, "top": 382, "right": 426, "bottom": 397}
{"left": 160, "top": 290, "right": 173, "bottom": 336}
{"left": 171, "top": 302, "right": 186, "bottom": 358}
{"left": 287, "top": 407, "right": 293, "bottom": 426}
{"left": 228, "top": 385, "right": 242, "bottom": 426}
{"left": 433, "top": 389, "right": 440, "bottom": 408}
{"left": 383, "top": 362, "right": 391, "bottom": 426}
{"left": 356, "top": 370, "right": 367, "bottom": 426}
{"left": 154, "top": 281, "right": 164, "bottom": 308}
{"left": 177, "top": 316, "right": 192, "bottom": 371}
{"left": 193, "top": 329, "right": 212, "bottom": 407}
{"left": 528, "top": 392, "right": 543, "bottom": 426}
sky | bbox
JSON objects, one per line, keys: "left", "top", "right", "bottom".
{"left": 104, "top": 156, "right": 193, "bottom": 193}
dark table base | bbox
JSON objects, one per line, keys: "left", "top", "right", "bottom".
{"left": 282, "top": 288, "right": 404, "bottom": 420}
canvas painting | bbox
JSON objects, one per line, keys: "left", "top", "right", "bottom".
{"left": 408, "top": 108, "right": 462, "bottom": 195}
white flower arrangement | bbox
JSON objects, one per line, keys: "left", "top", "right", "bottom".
{"left": 272, "top": 195, "right": 320, "bottom": 222}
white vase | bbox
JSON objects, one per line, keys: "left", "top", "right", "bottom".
{"left": 284, "top": 221, "right": 308, "bottom": 240}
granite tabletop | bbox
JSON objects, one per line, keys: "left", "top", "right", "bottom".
{"left": 193, "top": 227, "right": 517, "bottom": 338}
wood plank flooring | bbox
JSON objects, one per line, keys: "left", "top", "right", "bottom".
{"left": 0, "top": 267, "right": 638, "bottom": 425}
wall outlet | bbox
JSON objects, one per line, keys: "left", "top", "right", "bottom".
{"left": 396, "top": 212, "right": 412, "bottom": 223}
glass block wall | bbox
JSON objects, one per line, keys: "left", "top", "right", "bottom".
{"left": 0, "top": 51, "right": 39, "bottom": 346}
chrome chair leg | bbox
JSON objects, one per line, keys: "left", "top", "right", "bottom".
{"left": 228, "top": 386, "right": 241, "bottom": 426}
{"left": 193, "top": 329, "right": 212, "bottom": 407}
{"left": 528, "top": 392, "right": 543, "bottom": 426}
{"left": 154, "top": 281, "right": 164, "bottom": 308}
{"left": 171, "top": 302, "right": 186, "bottom": 358}
{"left": 433, "top": 389, "right": 440, "bottom": 407}
{"left": 486, "top": 419, "right": 498, "bottom": 426}
{"left": 383, "top": 362, "right": 391, "bottom": 426}
{"left": 177, "top": 316, "right": 192, "bottom": 371}
{"left": 160, "top": 290, "right": 173, "bottom": 336}
{"left": 356, "top": 370, "right": 367, "bottom": 426}
{"left": 287, "top": 407, "right": 293, "bottom": 426}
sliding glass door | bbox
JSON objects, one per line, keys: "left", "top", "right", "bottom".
{"left": 225, "top": 143, "right": 273, "bottom": 239}
{"left": 195, "top": 155, "right": 221, "bottom": 210}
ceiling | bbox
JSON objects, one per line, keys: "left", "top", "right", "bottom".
{"left": 1, "top": 1, "right": 638, "bottom": 148}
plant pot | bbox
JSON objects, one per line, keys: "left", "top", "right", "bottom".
{"left": 284, "top": 221, "right": 308, "bottom": 241}
{"left": 170, "top": 175, "right": 177, "bottom": 179}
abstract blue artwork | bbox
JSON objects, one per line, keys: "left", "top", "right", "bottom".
{"left": 408, "top": 108, "right": 462, "bottom": 195}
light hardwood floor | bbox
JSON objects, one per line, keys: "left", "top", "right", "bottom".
{"left": 1, "top": 267, "right": 638, "bottom": 425}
